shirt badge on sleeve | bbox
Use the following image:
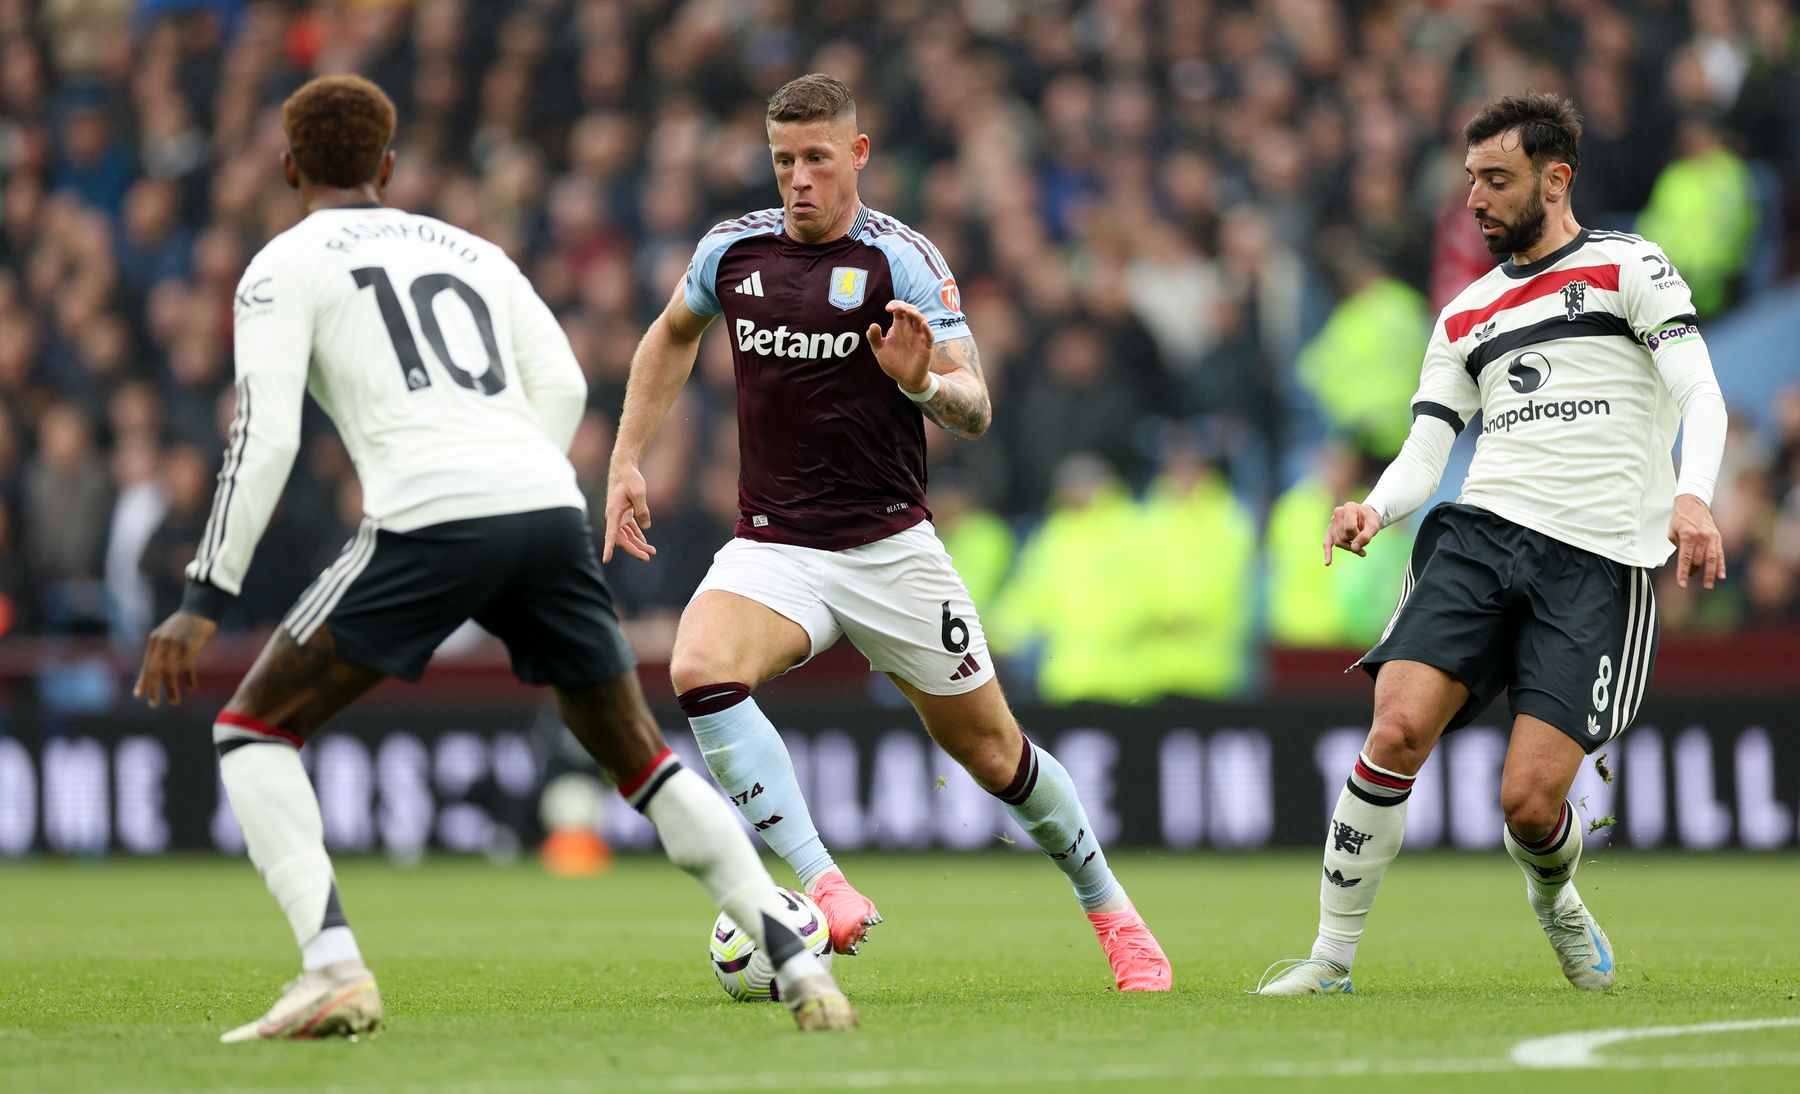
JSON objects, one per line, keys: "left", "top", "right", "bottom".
{"left": 828, "top": 266, "right": 868, "bottom": 311}
{"left": 233, "top": 277, "right": 274, "bottom": 324}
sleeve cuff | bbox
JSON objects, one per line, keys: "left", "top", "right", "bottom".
{"left": 1411, "top": 400, "right": 1467, "bottom": 434}
{"left": 1674, "top": 484, "right": 1716, "bottom": 507}
{"left": 180, "top": 579, "right": 236, "bottom": 621}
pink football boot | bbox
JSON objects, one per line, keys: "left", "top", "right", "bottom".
{"left": 1088, "top": 901, "right": 1172, "bottom": 991}
{"left": 807, "top": 871, "right": 883, "bottom": 955}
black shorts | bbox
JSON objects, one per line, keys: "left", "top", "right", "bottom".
{"left": 282, "top": 506, "right": 634, "bottom": 688}
{"left": 1360, "top": 503, "right": 1659, "bottom": 753}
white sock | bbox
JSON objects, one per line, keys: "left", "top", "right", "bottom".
{"left": 1313, "top": 752, "right": 1415, "bottom": 970}
{"left": 215, "top": 721, "right": 362, "bottom": 972}
{"left": 303, "top": 926, "right": 361, "bottom": 970}
{"left": 623, "top": 749, "right": 825, "bottom": 988}
{"left": 1504, "top": 799, "right": 1583, "bottom": 910}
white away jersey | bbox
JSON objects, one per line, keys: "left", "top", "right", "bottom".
{"left": 1412, "top": 229, "right": 1701, "bottom": 567}
{"left": 186, "top": 206, "right": 587, "bottom": 603}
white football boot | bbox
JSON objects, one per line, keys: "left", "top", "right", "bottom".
{"left": 781, "top": 971, "right": 858, "bottom": 1031}
{"left": 1250, "top": 956, "right": 1354, "bottom": 996}
{"left": 1533, "top": 886, "right": 1616, "bottom": 991}
{"left": 220, "top": 960, "right": 383, "bottom": 1042}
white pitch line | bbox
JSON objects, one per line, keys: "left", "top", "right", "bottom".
{"left": 127, "top": 1019, "right": 1800, "bottom": 1094}
{"left": 1511, "top": 1016, "right": 1800, "bottom": 1069}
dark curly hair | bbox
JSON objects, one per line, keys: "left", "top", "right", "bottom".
{"left": 1464, "top": 91, "right": 1582, "bottom": 181}
{"left": 766, "top": 72, "right": 856, "bottom": 126}
{"left": 282, "top": 75, "right": 396, "bottom": 188}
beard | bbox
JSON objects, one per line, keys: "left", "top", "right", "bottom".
{"left": 1478, "top": 183, "right": 1547, "bottom": 256}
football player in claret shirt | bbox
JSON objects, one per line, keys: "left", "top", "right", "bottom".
{"left": 135, "top": 74, "right": 854, "bottom": 1040}
{"left": 1254, "top": 92, "right": 1728, "bottom": 997}
{"left": 605, "top": 73, "right": 1170, "bottom": 992}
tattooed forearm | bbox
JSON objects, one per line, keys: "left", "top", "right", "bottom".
{"left": 920, "top": 337, "right": 991, "bottom": 439}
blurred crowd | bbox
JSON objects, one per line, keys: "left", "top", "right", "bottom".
{"left": 1, "top": 0, "right": 1798, "bottom": 703}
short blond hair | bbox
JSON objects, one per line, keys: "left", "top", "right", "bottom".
{"left": 766, "top": 73, "right": 856, "bottom": 126}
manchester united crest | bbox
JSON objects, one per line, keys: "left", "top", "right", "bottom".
{"left": 1561, "top": 279, "right": 1587, "bottom": 320}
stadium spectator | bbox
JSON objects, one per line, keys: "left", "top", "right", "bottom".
{"left": 137, "top": 440, "right": 213, "bottom": 625}
{"left": 1636, "top": 111, "right": 1757, "bottom": 315}
{"left": 1296, "top": 234, "right": 1429, "bottom": 458}
{"left": 1264, "top": 440, "right": 1412, "bottom": 650}
{"left": 103, "top": 430, "right": 166, "bottom": 641}
{"left": 1134, "top": 429, "right": 1257, "bottom": 699}
{"left": 51, "top": 88, "right": 132, "bottom": 212}
{"left": 991, "top": 454, "right": 1149, "bottom": 705}
{"left": 929, "top": 472, "right": 1016, "bottom": 612}
{"left": 0, "top": 0, "right": 1794, "bottom": 689}
{"left": 116, "top": 177, "right": 194, "bottom": 301}
{"left": 1005, "top": 318, "right": 1148, "bottom": 510}
{"left": 22, "top": 401, "right": 112, "bottom": 632}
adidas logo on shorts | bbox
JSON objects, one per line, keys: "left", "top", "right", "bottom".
{"left": 949, "top": 652, "right": 982, "bottom": 682}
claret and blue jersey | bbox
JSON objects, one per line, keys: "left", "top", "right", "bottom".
{"left": 684, "top": 204, "right": 970, "bottom": 551}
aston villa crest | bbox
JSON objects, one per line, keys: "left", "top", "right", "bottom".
{"left": 1561, "top": 279, "right": 1587, "bottom": 320}
{"left": 828, "top": 266, "right": 868, "bottom": 311}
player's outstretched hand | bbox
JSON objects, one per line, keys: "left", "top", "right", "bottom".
{"left": 134, "top": 610, "right": 219, "bottom": 708}
{"left": 603, "top": 462, "right": 657, "bottom": 563}
{"left": 1668, "top": 492, "right": 1725, "bottom": 589}
{"left": 866, "top": 300, "right": 935, "bottom": 393}
{"left": 1324, "top": 502, "right": 1382, "bottom": 565}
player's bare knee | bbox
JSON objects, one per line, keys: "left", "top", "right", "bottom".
{"left": 1363, "top": 716, "right": 1432, "bottom": 774}
{"left": 962, "top": 741, "right": 1018, "bottom": 793}
{"left": 668, "top": 647, "right": 733, "bottom": 696}
{"left": 1501, "top": 782, "right": 1562, "bottom": 840}
{"left": 932, "top": 720, "right": 1021, "bottom": 792}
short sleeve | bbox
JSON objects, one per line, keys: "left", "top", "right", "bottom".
{"left": 1410, "top": 315, "right": 1480, "bottom": 434}
{"left": 877, "top": 232, "right": 970, "bottom": 342}
{"left": 1619, "top": 239, "right": 1698, "bottom": 339}
{"left": 682, "top": 229, "right": 731, "bottom": 318}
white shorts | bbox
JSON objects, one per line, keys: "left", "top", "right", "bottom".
{"left": 691, "top": 521, "right": 995, "bottom": 695}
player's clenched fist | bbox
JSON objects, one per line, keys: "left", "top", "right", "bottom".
{"left": 1324, "top": 502, "right": 1382, "bottom": 565}
{"left": 603, "top": 461, "right": 657, "bottom": 563}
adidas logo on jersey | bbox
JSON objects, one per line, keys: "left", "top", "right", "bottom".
{"left": 733, "top": 271, "right": 765, "bottom": 297}
{"left": 734, "top": 318, "right": 862, "bottom": 359}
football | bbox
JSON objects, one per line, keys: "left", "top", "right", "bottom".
{"left": 708, "top": 887, "right": 833, "bottom": 1002}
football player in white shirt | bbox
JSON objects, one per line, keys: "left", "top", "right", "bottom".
{"left": 133, "top": 75, "right": 854, "bottom": 1039}
{"left": 1255, "top": 92, "right": 1728, "bottom": 997}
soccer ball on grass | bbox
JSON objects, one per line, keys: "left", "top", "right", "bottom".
{"left": 708, "top": 887, "right": 833, "bottom": 1001}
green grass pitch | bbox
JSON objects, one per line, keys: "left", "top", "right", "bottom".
{"left": 3, "top": 852, "right": 1797, "bottom": 1092}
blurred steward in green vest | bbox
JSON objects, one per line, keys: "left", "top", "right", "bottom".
{"left": 1297, "top": 232, "right": 1430, "bottom": 457}
{"left": 1636, "top": 110, "right": 1757, "bottom": 317}
{"left": 1135, "top": 425, "right": 1257, "bottom": 698}
{"left": 1265, "top": 439, "right": 1413, "bottom": 647}
{"left": 990, "top": 453, "right": 1152, "bottom": 705}
{"left": 929, "top": 470, "right": 1016, "bottom": 609}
